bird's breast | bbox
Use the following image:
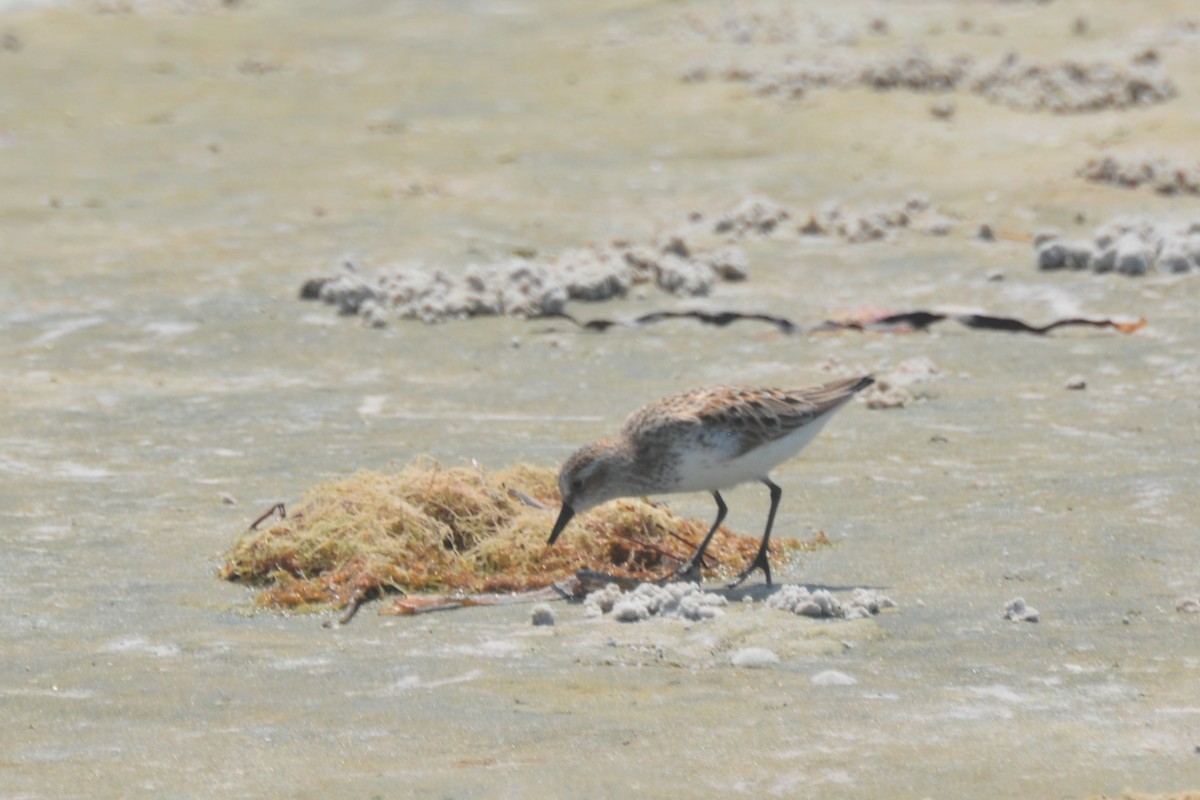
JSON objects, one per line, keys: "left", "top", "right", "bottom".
{"left": 663, "top": 416, "right": 834, "bottom": 492}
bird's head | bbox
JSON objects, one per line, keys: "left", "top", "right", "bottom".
{"left": 546, "top": 439, "right": 631, "bottom": 545}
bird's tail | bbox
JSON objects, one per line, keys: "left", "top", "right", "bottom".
{"left": 801, "top": 374, "right": 875, "bottom": 415}
{"left": 847, "top": 375, "right": 875, "bottom": 393}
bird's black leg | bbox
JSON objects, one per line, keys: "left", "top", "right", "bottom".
{"left": 672, "top": 491, "right": 727, "bottom": 583}
{"left": 728, "top": 478, "right": 782, "bottom": 588}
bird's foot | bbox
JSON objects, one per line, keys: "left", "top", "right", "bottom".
{"left": 664, "top": 557, "right": 704, "bottom": 586}
{"left": 726, "top": 549, "right": 772, "bottom": 589}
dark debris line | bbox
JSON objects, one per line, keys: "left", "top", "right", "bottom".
{"left": 544, "top": 309, "right": 1145, "bottom": 337}
{"left": 299, "top": 277, "right": 1144, "bottom": 337}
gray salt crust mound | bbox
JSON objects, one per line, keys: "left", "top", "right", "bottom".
{"left": 1035, "top": 216, "right": 1200, "bottom": 275}
{"left": 730, "top": 647, "right": 780, "bottom": 668}
{"left": 584, "top": 582, "right": 728, "bottom": 622}
{"left": 971, "top": 52, "right": 1174, "bottom": 113}
{"left": 765, "top": 585, "right": 896, "bottom": 620}
{"left": 862, "top": 356, "right": 939, "bottom": 410}
{"left": 303, "top": 238, "right": 749, "bottom": 326}
{"left": 685, "top": 48, "right": 1175, "bottom": 114}
{"left": 1078, "top": 155, "right": 1200, "bottom": 196}
{"left": 1003, "top": 596, "right": 1040, "bottom": 623}
{"left": 301, "top": 191, "right": 963, "bottom": 327}
{"left": 714, "top": 193, "right": 956, "bottom": 243}
{"left": 811, "top": 669, "right": 858, "bottom": 686}
{"left": 583, "top": 582, "right": 895, "bottom": 623}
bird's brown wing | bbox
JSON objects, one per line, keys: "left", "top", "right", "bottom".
{"left": 689, "top": 387, "right": 821, "bottom": 456}
{"left": 622, "top": 375, "right": 871, "bottom": 458}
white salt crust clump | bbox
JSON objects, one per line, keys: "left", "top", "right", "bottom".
{"left": 971, "top": 53, "right": 1175, "bottom": 113}
{"left": 798, "top": 195, "right": 955, "bottom": 242}
{"left": 675, "top": 7, "right": 1196, "bottom": 52}
{"left": 1174, "top": 596, "right": 1200, "bottom": 613}
{"left": 1003, "top": 596, "right": 1040, "bottom": 623}
{"left": 305, "top": 235, "right": 748, "bottom": 326}
{"left": 672, "top": 8, "right": 885, "bottom": 47}
{"left": 713, "top": 196, "right": 792, "bottom": 236}
{"left": 765, "top": 585, "right": 896, "bottom": 620}
{"left": 730, "top": 647, "right": 780, "bottom": 668}
{"left": 1035, "top": 216, "right": 1200, "bottom": 275}
{"left": 811, "top": 669, "right": 857, "bottom": 686}
{"left": 711, "top": 193, "right": 953, "bottom": 244}
{"left": 584, "top": 582, "right": 728, "bottom": 622}
{"left": 685, "top": 49, "right": 971, "bottom": 98}
{"left": 303, "top": 190, "right": 967, "bottom": 327}
{"left": 863, "top": 356, "right": 939, "bottom": 410}
{"left": 684, "top": 48, "right": 1175, "bottom": 115}
{"left": 1078, "top": 156, "right": 1200, "bottom": 196}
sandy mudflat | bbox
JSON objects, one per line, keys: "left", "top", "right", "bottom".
{"left": 1, "top": 1, "right": 1199, "bottom": 798}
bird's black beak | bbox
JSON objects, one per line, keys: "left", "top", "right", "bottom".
{"left": 547, "top": 503, "right": 576, "bottom": 545}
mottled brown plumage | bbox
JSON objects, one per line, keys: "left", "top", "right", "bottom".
{"left": 547, "top": 374, "right": 874, "bottom": 586}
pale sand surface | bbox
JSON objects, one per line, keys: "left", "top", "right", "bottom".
{"left": 2, "top": 1, "right": 1199, "bottom": 797}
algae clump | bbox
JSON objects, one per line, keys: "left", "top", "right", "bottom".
{"left": 220, "top": 461, "right": 817, "bottom": 612}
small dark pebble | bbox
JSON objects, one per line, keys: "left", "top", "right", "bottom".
{"left": 300, "top": 278, "right": 329, "bottom": 300}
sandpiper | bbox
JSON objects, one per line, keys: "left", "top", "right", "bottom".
{"left": 547, "top": 374, "right": 874, "bottom": 586}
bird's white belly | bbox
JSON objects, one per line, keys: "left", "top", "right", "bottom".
{"left": 666, "top": 415, "right": 834, "bottom": 492}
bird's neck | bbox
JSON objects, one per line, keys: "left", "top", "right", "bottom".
{"left": 593, "top": 438, "right": 646, "bottom": 497}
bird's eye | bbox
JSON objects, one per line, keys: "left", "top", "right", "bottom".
{"left": 570, "top": 478, "right": 584, "bottom": 493}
